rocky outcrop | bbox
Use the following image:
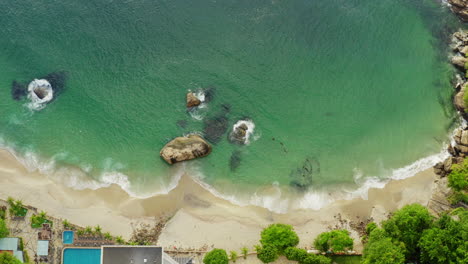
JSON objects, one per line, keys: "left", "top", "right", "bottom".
{"left": 428, "top": 176, "right": 453, "bottom": 216}
{"left": 160, "top": 135, "right": 212, "bottom": 164}
{"left": 448, "top": 0, "right": 468, "bottom": 22}
{"left": 454, "top": 79, "right": 466, "bottom": 111}
{"left": 186, "top": 92, "right": 201, "bottom": 108}
{"left": 451, "top": 55, "right": 467, "bottom": 69}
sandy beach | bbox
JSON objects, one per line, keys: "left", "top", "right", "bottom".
{"left": 0, "top": 148, "right": 437, "bottom": 253}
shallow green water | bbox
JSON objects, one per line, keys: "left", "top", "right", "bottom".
{"left": 0, "top": 0, "right": 458, "bottom": 208}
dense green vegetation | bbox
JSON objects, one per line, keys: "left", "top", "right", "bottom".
{"left": 30, "top": 211, "right": 52, "bottom": 228}
{"left": 447, "top": 159, "right": 468, "bottom": 205}
{"left": 361, "top": 204, "right": 467, "bottom": 264}
{"left": 203, "top": 249, "right": 229, "bottom": 264}
{"left": 256, "top": 224, "right": 332, "bottom": 264}
{"left": 0, "top": 219, "right": 9, "bottom": 238}
{"left": 313, "top": 229, "right": 353, "bottom": 254}
{"left": 0, "top": 252, "right": 22, "bottom": 264}
{"left": 260, "top": 224, "right": 299, "bottom": 254}
{"left": 7, "top": 198, "right": 27, "bottom": 217}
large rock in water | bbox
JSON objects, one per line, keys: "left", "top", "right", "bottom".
{"left": 186, "top": 92, "right": 201, "bottom": 108}
{"left": 448, "top": 0, "right": 468, "bottom": 22}
{"left": 454, "top": 83, "right": 466, "bottom": 111}
{"left": 160, "top": 135, "right": 212, "bottom": 164}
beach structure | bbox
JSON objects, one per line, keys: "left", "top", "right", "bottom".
{"left": 63, "top": 245, "right": 193, "bottom": 264}
{"left": 0, "top": 238, "right": 24, "bottom": 262}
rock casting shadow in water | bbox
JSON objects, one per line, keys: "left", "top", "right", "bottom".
{"left": 203, "top": 104, "right": 231, "bottom": 143}
{"left": 289, "top": 157, "right": 320, "bottom": 191}
{"left": 229, "top": 150, "right": 242, "bottom": 171}
{"left": 11, "top": 71, "right": 68, "bottom": 101}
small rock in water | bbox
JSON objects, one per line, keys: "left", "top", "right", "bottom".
{"left": 228, "top": 119, "right": 255, "bottom": 145}
{"left": 160, "top": 134, "right": 212, "bottom": 164}
{"left": 186, "top": 92, "right": 201, "bottom": 108}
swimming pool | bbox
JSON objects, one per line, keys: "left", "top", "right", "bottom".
{"left": 62, "top": 231, "right": 74, "bottom": 244}
{"left": 63, "top": 248, "right": 101, "bottom": 264}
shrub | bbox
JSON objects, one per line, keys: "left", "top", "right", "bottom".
{"left": 382, "top": 204, "right": 432, "bottom": 261}
{"left": 256, "top": 246, "right": 278, "bottom": 264}
{"left": 241, "top": 247, "right": 248, "bottom": 259}
{"left": 260, "top": 223, "right": 299, "bottom": 254}
{"left": 115, "top": 236, "right": 125, "bottom": 244}
{"left": 284, "top": 247, "right": 308, "bottom": 261}
{"left": 0, "top": 218, "right": 9, "bottom": 238}
{"left": 104, "top": 232, "right": 113, "bottom": 240}
{"left": 313, "top": 229, "right": 353, "bottom": 253}
{"left": 0, "top": 252, "right": 22, "bottom": 264}
{"left": 301, "top": 254, "right": 332, "bottom": 264}
{"left": 203, "top": 249, "right": 229, "bottom": 264}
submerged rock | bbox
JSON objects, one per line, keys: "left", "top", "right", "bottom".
{"left": 229, "top": 150, "right": 242, "bottom": 171}
{"left": 289, "top": 158, "right": 320, "bottom": 191}
{"left": 160, "top": 134, "right": 212, "bottom": 164}
{"left": 11, "top": 81, "right": 27, "bottom": 101}
{"left": 203, "top": 105, "right": 231, "bottom": 143}
{"left": 186, "top": 92, "right": 201, "bottom": 108}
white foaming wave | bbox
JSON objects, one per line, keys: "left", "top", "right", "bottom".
{"left": 231, "top": 119, "right": 257, "bottom": 144}
{"left": 26, "top": 79, "right": 53, "bottom": 111}
{"left": 0, "top": 141, "right": 185, "bottom": 199}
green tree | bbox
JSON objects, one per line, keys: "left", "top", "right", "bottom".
{"left": 284, "top": 247, "right": 308, "bottom": 262}
{"left": 0, "top": 252, "right": 22, "bottom": 264}
{"left": 229, "top": 251, "right": 238, "bottom": 262}
{"left": 62, "top": 219, "right": 71, "bottom": 229}
{"left": 0, "top": 219, "right": 9, "bottom": 238}
{"left": 104, "top": 232, "right": 113, "bottom": 240}
{"left": 362, "top": 228, "right": 405, "bottom": 264}
{"left": 203, "top": 249, "right": 229, "bottom": 264}
{"left": 313, "top": 229, "right": 353, "bottom": 253}
{"left": 381, "top": 204, "right": 432, "bottom": 261}
{"left": 94, "top": 225, "right": 102, "bottom": 234}
{"left": 256, "top": 246, "right": 278, "bottom": 264}
{"left": 260, "top": 223, "right": 299, "bottom": 254}
{"left": 418, "top": 214, "right": 467, "bottom": 264}
{"left": 115, "top": 236, "right": 125, "bottom": 244}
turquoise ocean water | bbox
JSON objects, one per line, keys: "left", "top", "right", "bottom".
{"left": 0, "top": 0, "right": 460, "bottom": 211}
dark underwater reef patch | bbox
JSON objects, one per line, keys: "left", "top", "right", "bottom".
{"left": 289, "top": 157, "right": 320, "bottom": 191}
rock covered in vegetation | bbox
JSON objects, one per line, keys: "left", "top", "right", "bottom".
{"left": 160, "top": 134, "right": 212, "bottom": 164}
{"left": 186, "top": 92, "right": 201, "bottom": 108}
{"left": 448, "top": 0, "right": 468, "bottom": 22}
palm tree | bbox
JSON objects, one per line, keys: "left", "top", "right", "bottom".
{"left": 7, "top": 197, "right": 14, "bottom": 206}
{"left": 94, "top": 225, "right": 102, "bottom": 234}
{"left": 38, "top": 211, "right": 47, "bottom": 219}
{"left": 62, "top": 219, "right": 71, "bottom": 229}
{"left": 115, "top": 236, "right": 125, "bottom": 244}
{"left": 104, "top": 232, "right": 113, "bottom": 240}
{"left": 84, "top": 226, "right": 93, "bottom": 235}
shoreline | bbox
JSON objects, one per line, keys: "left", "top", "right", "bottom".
{"left": 0, "top": 148, "right": 439, "bottom": 252}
